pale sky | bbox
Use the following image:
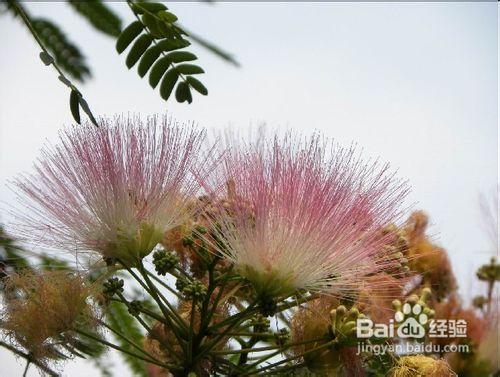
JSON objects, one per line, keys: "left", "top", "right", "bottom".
{"left": 0, "top": 2, "right": 498, "bottom": 376}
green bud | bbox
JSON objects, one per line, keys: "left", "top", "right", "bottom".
{"left": 153, "top": 249, "right": 179, "bottom": 275}
{"left": 182, "top": 279, "right": 207, "bottom": 300}
{"left": 103, "top": 277, "right": 124, "bottom": 297}
{"left": 347, "top": 307, "right": 359, "bottom": 321}
{"left": 392, "top": 299, "right": 402, "bottom": 311}
{"left": 128, "top": 300, "right": 142, "bottom": 316}
{"left": 182, "top": 235, "right": 194, "bottom": 247}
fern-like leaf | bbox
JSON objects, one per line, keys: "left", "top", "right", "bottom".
{"left": 6, "top": 1, "right": 91, "bottom": 82}
{"left": 117, "top": 1, "right": 209, "bottom": 104}
{"left": 68, "top": 0, "right": 122, "bottom": 37}
{"left": 32, "top": 19, "right": 90, "bottom": 81}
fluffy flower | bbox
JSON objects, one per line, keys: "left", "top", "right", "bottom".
{"left": 389, "top": 355, "right": 454, "bottom": 377}
{"left": 1, "top": 270, "right": 98, "bottom": 363}
{"left": 403, "top": 211, "right": 457, "bottom": 300}
{"left": 205, "top": 132, "right": 409, "bottom": 297}
{"left": 11, "top": 116, "right": 209, "bottom": 263}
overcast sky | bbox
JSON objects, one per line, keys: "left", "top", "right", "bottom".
{"left": 0, "top": 2, "right": 498, "bottom": 376}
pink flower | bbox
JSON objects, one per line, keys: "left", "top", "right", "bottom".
{"left": 11, "top": 116, "right": 209, "bottom": 263}
{"left": 206, "top": 132, "right": 409, "bottom": 297}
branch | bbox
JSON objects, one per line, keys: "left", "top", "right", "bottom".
{"left": 0, "top": 340, "right": 59, "bottom": 377}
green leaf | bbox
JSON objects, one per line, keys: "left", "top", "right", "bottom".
{"left": 176, "top": 63, "right": 204, "bottom": 75}
{"left": 175, "top": 81, "right": 192, "bottom": 103}
{"left": 140, "top": 41, "right": 193, "bottom": 78}
{"left": 156, "top": 38, "right": 191, "bottom": 51}
{"left": 58, "top": 75, "right": 72, "bottom": 87}
{"left": 68, "top": 0, "right": 122, "bottom": 37}
{"left": 156, "top": 22, "right": 176, "bottom": 40}
{"left": 137, "top": 45, "right": 162, "bottom": 77}
{"left": 126, "top": 34, "right": 153, "bottom": 68}
{"left": 165, "top": 51, "right": 197, "bottom": 63}
{"left": 32, "top": 19, "right": 90, "bottom": 81}
{"left": 141, "top": 13, "right": 162, "bottom": 38}
{"left": 186, "top": 76, "right": 208, "bottom": 95}
{"left": 132, "top": 2, "right": 167, "bottom": 14}
{"left": 78, "top": 97, "right": 98, "bottom": 126}
{"left": 39, "top": 51, "right": 54, "bottom": 65}
{"left": 159, "top": 69, "right": 179, "bottom": 101}
{"left": 158, "top": 10, "right": 178, "bottom": 23}
{"left": 70, "top": 90, "right": 81, "bottom": 124}
{"left": 116, "top": 21, "right": 144, "bottom": 54}
{"left": 149, "top": 56, "right": 172, "bottom": 88}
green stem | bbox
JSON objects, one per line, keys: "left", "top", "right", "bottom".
{"left": 207, "top": 302, "right": 257, "bottom": 333}
{"left": 22, "top": 360, "right": 30, "bottom": 377}
{"left": 9, "top": 0, "right": 97, "bottom": 126}
{"left": 119, "top": 259, "right": 187, "bottom": 340}
{"left": 259, "top": 361, "right": 307, "bottom": 375}
{"left": 76, "top": 329, "right": 180, "bottom": 371}
{"left": 187, "top": 298, "right": 197, "bottom": 363}
{"left": 10, "top": 1, "right": 65, "bottom": 78}
{"left": 213, "top": 344, "right": 282, "bottom": 355}
{"left": 114, "top": 293, "right": 152, "bottom": 333}
{"left": 195, "top": 303, "right": 257, "bottom": 363}
{"left": 119, "top": 259, "right": 189, "bottom": 360}
{"left": 486, "top": 279, "right": 495, "bottom": 317}
{"left": 0, "top": 341, "right": 58, "bottom": 376}
{"left": 245, "top": 336, "right": 330, "bottom": 370}
{"left": 137, "top": 261, "right": 188, "bottom": 334}
{"left": 98, "top": 319, "right": 163, "bottom": 361}
{"left": 147, "top": 270, "right": 182, "bottom": 299}
{"left": 247, "top": 339, "right": 336, "bottom": 375}
{"left": 274, "top": 293, "right": 320, "bottom": 313}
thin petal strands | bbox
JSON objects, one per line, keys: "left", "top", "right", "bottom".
{"left": 207, "top": 132, "right": 409, "bottom": 297}
{"left": 1, "top": 270, "right": 99, "bottom": 365}
{"left": 12, "top": 116, "right": 207, "bottom": 263}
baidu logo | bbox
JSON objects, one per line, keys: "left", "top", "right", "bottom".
{"left": 394, "top": 303, "right": 428, "bottom": 338}
{"left": 356, "top": 303, "right": 429, "bottom": 339}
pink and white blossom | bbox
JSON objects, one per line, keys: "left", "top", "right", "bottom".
{"left": 206, "top": 132, "right": 409, "bottom": 296}
{"left": 11, "top": 116, "right": 209, "bottom": 263}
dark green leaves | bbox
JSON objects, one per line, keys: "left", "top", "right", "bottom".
{"left": 175, "top": 81, "right": 192, "bottom": 103}
{"left": 116, "top": 21, "right": 144, "bottom": 54}
{"left": 150, "top": 56, "right": 173, "bottom": 88}
{"left": 159, "top": 69, "right": 179, "bottom": 100}
{"left": 176, "top": 64, "right": 204, "bottom": 75}
{"left": 186, "top": 76, "right": 208, "bottom": 95}
{"left": 131, "top": 2, "right": 167, "bottom": 14}
{"left": 69, "top": 89, "right": 98, "bottom": 126}
{"left": 126, "top": 34, "right": 153, "bottom": 68}
{"left": 68, "top": 0, "right": 122, "bottom": 37}
{"left": 32, "top": 19, "right": 90, "bottom": 81}
{"left": 69, "top": 89, "right": 80, "bottom": 124}
{"left": 116, "top": 1, "right": 209, "bottom": 104}
{"left": 138, "top": 45, "right": 163, "bottom": 77}
{"left": 156, "top": 39, "right": 191, "bottom": 51}
{"left": 166, "top": 51, "right": 197, "bottom": 63}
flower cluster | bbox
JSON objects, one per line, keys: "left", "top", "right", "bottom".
{"left": 1, "top": 270, "right": 98, "bottom": 364}
{"left": 11, "top": 116, "right": 208, "bottom": 264}
{"left": 205, "top": 133, "right": 409, "bottom": 297}
{"left": 4, "top": 116, "right": 495, "bottom": 376}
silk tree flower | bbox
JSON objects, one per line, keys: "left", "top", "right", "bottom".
{"left": 11, "top": 116, "right": 209, "bottom": 264}
{"left": 204, "top": 132, "right": 409, "bottom": 298}
{"left": 1, "top": 270, "right": 99, "bottom": 364}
